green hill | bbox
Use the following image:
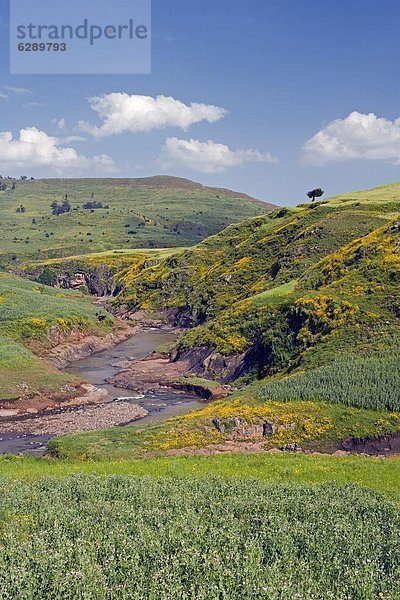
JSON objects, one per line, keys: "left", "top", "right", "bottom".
{"left": 0, "top": 176, "right": 274, "bottom": 266}
{"left": 114, "top": 183, "right": 399, "bottom": 364}
{"left": 49, "top": 183, "right": 400, "bottom": 459}
{"left": 0, "top": 273, "right": 112, "bottom": 399}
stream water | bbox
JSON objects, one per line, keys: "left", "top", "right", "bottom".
{"left": 0, "top": 328, "right": 204, "bottom": 456}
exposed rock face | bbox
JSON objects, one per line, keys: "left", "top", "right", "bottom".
{"left": 172, "top": 382, "right": 230, "bottom": 400}
{"left": 341, "top": 432, "right": 400, "bottom": 455}
{"left": 20, "top": 264, "right": 122, "bottom": 297}
{"left": 172, "top": 346, "right": 251, "bottom": 384}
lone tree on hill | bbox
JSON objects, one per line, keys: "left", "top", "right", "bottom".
{"left": 307, "top": 188, "right": 324, "bottom": 202}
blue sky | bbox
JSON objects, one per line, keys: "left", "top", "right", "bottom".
{"left": 1, "top": 0, "right": 400, "bottom": 204}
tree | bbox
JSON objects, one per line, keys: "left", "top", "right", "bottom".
{"left": 51, "top": 198, "right": 70, "bottom": 215}
{"left": 307, "top": 188, "right": 324, "bottom": 202}
{"left": 83, "top": 200, "right": 103, "bottom": 210}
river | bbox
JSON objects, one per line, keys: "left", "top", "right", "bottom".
{"left": 0, "top": 328, "right": 204, "bottom": 456}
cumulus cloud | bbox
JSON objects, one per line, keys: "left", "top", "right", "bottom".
{"left": 0, "top": 127, "right": 115, "bottom": 173}
{"left": 4, "top": 85, "right": 32, "bottom": 95}
{"left": 79, "top": 93, "right": 228, "bottom": 138}
{"left": 303, "top": 111, "right": 400, "bottom": 164}
{"left": 158, "top": 137, "right": 278, "bottom": 173}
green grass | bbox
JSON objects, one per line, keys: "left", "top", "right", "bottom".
{"left": 0, "top": 273, "right": 112, "bottom": 399}
{"left": 0, "top": 336, "right": 75, "bottom": 399}
{"left": 259, "top": 350, "right": 400, "bottom": 411}
{"left": 251, "top": 279, "right": 298, "bottom": 306}
{"left": 31, "top": 247, "right": 182, "bottom": 265}
{"left": 1, "top": 452, "right": 399, "bottom": 500}
{"left": 323, "top": 181, "right": 400, "bottom": 207}
{"left": 0, "top": 273, "right": 111, "bottom": 342}
{"left": 48, "top": 393, "right": 400, "bottom": 461}
{"left": 0, "top": 177, "right": 270, "bottom": 266}
{"left": 0, "top": 475, "right": 398, "bottom": 599}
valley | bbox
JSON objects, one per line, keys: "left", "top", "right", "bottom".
{"left": 0, "top": 178, "right": 399, "bottom": 598}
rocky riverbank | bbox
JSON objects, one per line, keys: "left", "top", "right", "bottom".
{"left": 109, "top": 352, "right": 231, "bottom": 400}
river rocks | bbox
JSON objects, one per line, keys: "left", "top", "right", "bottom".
{"left": 281, "top": 443, "right": 302, "bottom": 452}
{"left": 0, "top": 398, "right": 148, "bottom": 435}
{"left": 0, "top": 409, "right": 18, "bottom": 417}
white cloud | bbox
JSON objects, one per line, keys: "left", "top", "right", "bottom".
{"left": 79, "top": 93, "right": 228, "bottom": 138}
{"left": 0, "top": 127, "right": 115, "bottom": 173}
{"left": 0, "top": 92, "right": 8, "bottom": 101}
{"left": 53, "top": 117, "right": 66, "bottom": 130}
{"left": 4, "top": 85, "right": 32, "bottom": 95}
{"left": 303, "top": 111, "right": 400, "bottom": 164}
{"left": 59, "top": 135, "right": 87, "bottom": 144}
{"left": 158, "top": 137, "right": 278, "bottom": 173}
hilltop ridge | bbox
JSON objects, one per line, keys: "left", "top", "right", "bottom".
{"left": 0, "top": 176, "right": 275, "bottom": 265}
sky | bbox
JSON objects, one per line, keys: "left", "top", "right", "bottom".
{"left": 1, "top": 0, "right": 400, "bottom": 205}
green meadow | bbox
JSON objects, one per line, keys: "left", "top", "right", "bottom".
{"left": 0, "top": 177, "right": 270, "bottom": 266}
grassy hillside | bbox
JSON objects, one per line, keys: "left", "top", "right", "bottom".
{"left": 0, "top": 177, "right": 274, "bottom": 266}
{"left": 0, "top": 273, "right": 112, "bottom": 399}
{"left": 114, "top": 184, "right": 399, "bottom": 383}
{"left": 1, "top": 182, "right": 400, "bottom": 600}
{"left": 116, "top": 186, "right": 398, "bottom": 318}
{"left": 50, "top": 391, "right": 400, "bottom": 460}
{"left": 49, "top": 183, "right": 399, "bottom": 458}
{"left": 19, "top": 247, "right": 184, "bottom": 295}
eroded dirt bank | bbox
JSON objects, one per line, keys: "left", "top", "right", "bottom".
{"left": 40, "top": 321, "right": 139, "bottom": 370}
{"left": 0, "top": 320, "right": 140, "bottom": 418}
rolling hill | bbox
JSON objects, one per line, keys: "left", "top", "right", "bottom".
{"left": 51, "top": 183, "right": 400, "bottom": 458}
{"left": 0, "top": 176, "right": 275, "bottom": 266}
{"left": 113, "top": 183, "right": 399, "bottom": 368}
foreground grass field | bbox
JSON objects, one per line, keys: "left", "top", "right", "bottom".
{"left": 0, "top": 475, "right": 398, "bottom": 599}
{"left": 1, "top": 452, "right": 400, "bottom": 500}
